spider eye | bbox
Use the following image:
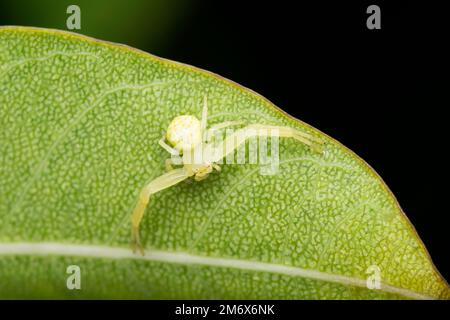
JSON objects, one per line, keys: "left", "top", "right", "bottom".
{"left": 166, "top": 115, "right": 202, "bottom": 151}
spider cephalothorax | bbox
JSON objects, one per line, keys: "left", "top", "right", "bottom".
{"left": 130, "top": 96, "right": 323, "bottom": 254}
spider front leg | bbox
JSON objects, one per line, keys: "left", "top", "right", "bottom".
{"left": 165, "top": 158, "right": 183, "bottom": 171}
{"left": 159, "top": 136, "right": 179, "bottom": 156}
{"left": 247, "top": 124, "right": 324, "bottom": 153}
{"left": 206, "top": 124, "right": 324, "bottom": 163}
{"left": 204, "top": 120, "right": 245, "bottom": 142}
{"left": 131, "top": 168, "right": 193, "bottom": 254}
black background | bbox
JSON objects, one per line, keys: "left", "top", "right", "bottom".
{"left": 0, "top": 0, "right": 448, "bottom": 298}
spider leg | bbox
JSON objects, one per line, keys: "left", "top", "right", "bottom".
{"left": 204, "top": 120, "right": 245, "bottom": 142}
{"left": 159, "top": 136, "right": 179, "bottom": 156}
{"left": 247, "top": 124, "right": 323, "bottom": 152}
{"left": 131, "top": 168, "right": 193, "bottom": 255}
{"left": 165, "top": 158, "right": 183, "bottom": 171}
{"left": 165, "top": 158, "right": 175, "bottom": 171}
{"left": 206, "top": 124, "right": 324, "bottom": 163}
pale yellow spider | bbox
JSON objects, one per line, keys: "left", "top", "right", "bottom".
{"left": 131, "top": 96, "right": 323, "bottom": 254}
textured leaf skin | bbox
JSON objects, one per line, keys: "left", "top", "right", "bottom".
{"left": 0, "top": 26, "right": 448, "bottom": 300}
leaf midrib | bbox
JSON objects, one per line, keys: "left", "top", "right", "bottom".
{"left": 0, "top": 242, "right": 434, "bottom": 300}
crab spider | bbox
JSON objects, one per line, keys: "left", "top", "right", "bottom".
{"left": 130, "top": 96, "right": 324, "bottom": 254}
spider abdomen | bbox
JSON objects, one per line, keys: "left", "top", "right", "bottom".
{"left": 166, "top": 115, "right": 202, "bottom": 152}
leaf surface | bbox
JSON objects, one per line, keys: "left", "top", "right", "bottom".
{"left": 0, "top": 26, "right": 448, "bottom": 299}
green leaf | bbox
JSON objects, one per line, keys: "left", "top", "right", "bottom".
{"left": 0, "top": 26, "right": 448, "bottom": 300}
